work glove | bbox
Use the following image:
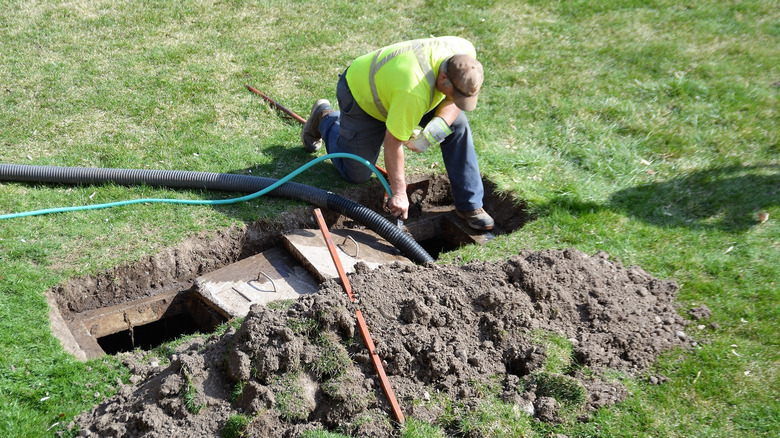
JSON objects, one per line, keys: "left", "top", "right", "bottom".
{"left": 404, "top": 117, "right": 453, "bottom": 153}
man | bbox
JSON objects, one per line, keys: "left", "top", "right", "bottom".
{"left": 302, "top": 36, "right": 494, "bottom": 231}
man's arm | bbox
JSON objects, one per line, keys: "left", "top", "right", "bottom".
{"left": 403, "top": 99, "right": 461, "bottom": 153}
{"left": 385, "top": 99, "right": 460, "bottom": 218}
{"left": 383, "top": 129, "right": 409, "bottom": 220}
{"left": 435, "top": 98, "right": 460, "bottom": 125}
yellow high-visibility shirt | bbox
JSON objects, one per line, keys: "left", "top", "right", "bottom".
{"left": 346, "top": 36, "right": 477, "bottom": 141}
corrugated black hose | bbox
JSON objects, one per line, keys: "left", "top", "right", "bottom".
{"left": 0, "top": 163, "right": 434, "bottom": 264}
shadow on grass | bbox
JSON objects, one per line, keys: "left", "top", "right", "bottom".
{"left": 607, "top": 164, "right": 779, "bottom": 232}
{"left": 242, "top": 144, "right": 345, "bottom": 188}
{"left": 540, "top": 164, "right": 778, "bottom": 233}
{"left": 222, "top": 143, "right": 361, "bottom": 204}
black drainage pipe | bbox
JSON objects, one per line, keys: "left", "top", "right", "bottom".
{"left": 0, "top": 164, "right": 435, "bottom": 264}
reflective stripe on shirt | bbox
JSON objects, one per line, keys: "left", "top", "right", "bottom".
{"left": 367, "top": 39, "right": 441, "bottom": 118}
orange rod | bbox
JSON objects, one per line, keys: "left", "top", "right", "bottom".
{"left": 356, "top": 309, "right": 405, "bottom": 424}
{"left": 245, "top": 84, "right": 307, "bottom": 125}
{"left": 313, "top": 209, "right": 354, "bottom": 302}
{"left": 313, "top": 208, "right": 405, "bottom": 425}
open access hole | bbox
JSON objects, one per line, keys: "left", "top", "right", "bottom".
{"left": 379, "top": 175, "right": 529, "bottom": 259}
{"left": 71, "top": 286, "right": 227, "bottom": 357}
{"left": 97, "top": 312, "right": 202, "bottom": 355}
{"left": 406, "top": 213, "right": 485, "bottom": 259}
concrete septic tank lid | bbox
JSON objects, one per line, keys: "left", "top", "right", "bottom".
{"left": 194, "top": 246, "right": 319, "bottom": 319}
{"left": 282, "top": 228, "right": 414, "bottom": 283}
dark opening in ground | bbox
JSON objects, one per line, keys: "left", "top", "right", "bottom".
{"left": 97, "top": 312, "right": 202, "bottom": 355}
{"left": 410, "top": 214, "right": 484, "bottom": 259}
{"left": 416, "top": 236, "right": 453, "bottom": 259}
{"left": 58, "top": 286, "right": 227, "bottom": 357}
{"left": 349, "top": 175, "right": 528, "bottom": 259}
{"left": 92, "top": 289, "right": 226, "bottom": 354}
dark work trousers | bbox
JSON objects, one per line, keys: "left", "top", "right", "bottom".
{"left": 319, "top": 70, "right": 485, "bottom": 212}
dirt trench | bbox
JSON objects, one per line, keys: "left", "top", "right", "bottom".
{"left": 73, "top": 248, "right": 701, "bottom": 437}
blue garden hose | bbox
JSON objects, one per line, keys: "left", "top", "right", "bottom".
{"left": 0, "top": 154, "right": 435, "bottom": 264}
{"left": 0, "top": 153, "right": 390, "bottom": 220}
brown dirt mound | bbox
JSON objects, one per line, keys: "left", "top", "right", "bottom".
{"left": 74, "top": 248, "right": 693, "bottom": 437}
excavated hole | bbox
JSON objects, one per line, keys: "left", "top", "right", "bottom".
{"left": 49, "top": 175, "right": 529, "bottom": 359}
{"left": 98, "top": 313, "right": 199, "bottom": 355}
{"left": 94, "top": 286, "right": 225, "bottom": 355}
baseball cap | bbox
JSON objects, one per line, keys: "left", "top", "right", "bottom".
{"left": 446, "top": 54, "right": 484, "bottom": 111}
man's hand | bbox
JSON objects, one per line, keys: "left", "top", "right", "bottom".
{"left": 387, "top": 191, "right": 409, "bottom": 221}
{"left": 404, "top": 117, "right": 452, "bottom": 153}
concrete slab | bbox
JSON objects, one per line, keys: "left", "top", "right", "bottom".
{"left": 283, "top": 228, "right": 413, "bottom": 283}
{"left": 195, "top": 247, "right": 319, "bottom": 319}
{"left": 77, "top": 289, "right": 185, "bottom": 339}
{"left": 47, "top": 291, "right": 90, "bottom": 361}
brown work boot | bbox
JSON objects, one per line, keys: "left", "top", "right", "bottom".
{"left": 456, "top": 208, "right": 495, "bottom": 231}
{"left": 302, "top": 99, "right": 333, "bottom": 152}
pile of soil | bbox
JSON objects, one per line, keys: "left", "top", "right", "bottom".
{"left": 74, "top": 248, "right": 696, "bottom": 437}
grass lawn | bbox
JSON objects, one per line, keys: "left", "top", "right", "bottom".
{"left": 1, "top": 0, "right": 777, "bottom": 436}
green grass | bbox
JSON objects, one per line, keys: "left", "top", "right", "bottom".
{"left": 526, "top": 372, "right": 587, "bottom": 408}
{"left": 229, "top": 380, "right": 246, "bottom": 404}
{"left": 1, "top": 0, "right": 778, "bottom": 436}
{"left": 430, "top": 378, "right": 535, "bottom": 437}
{"left": 268, "top": 371, "right": 310, "bottom": 422}
{"left": 531, "top": 330, "right": 575, "bottom": 374}
{"left": 223, "top": 413, "right": 252, "bottom": 438}
{"left": 302, "top": 429, "right": 351, "bottom": 438}
{"left": 400, "top": 418, "right": 447, "bottom": 438}
{"left": 182, "top": 370, "right": 204, "bottom": 415}
{"left": 458, "top": 399, "right": 534, "bottom": 438}
{"left": 308, "top": 333, "right": 351, "bottom": 379}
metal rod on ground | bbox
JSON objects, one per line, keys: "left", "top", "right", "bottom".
{"left": 245, "top": 84, "right": 307, "bottom": 125}
{"left": 313, "top": 208, "right": 405, "bottom": 425}
{"left": 315, "top": 208, "right": 355, "bottom": 302}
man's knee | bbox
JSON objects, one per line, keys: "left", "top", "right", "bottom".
{"left": 341, "top": 161, "right": 374, "bottom": 184}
